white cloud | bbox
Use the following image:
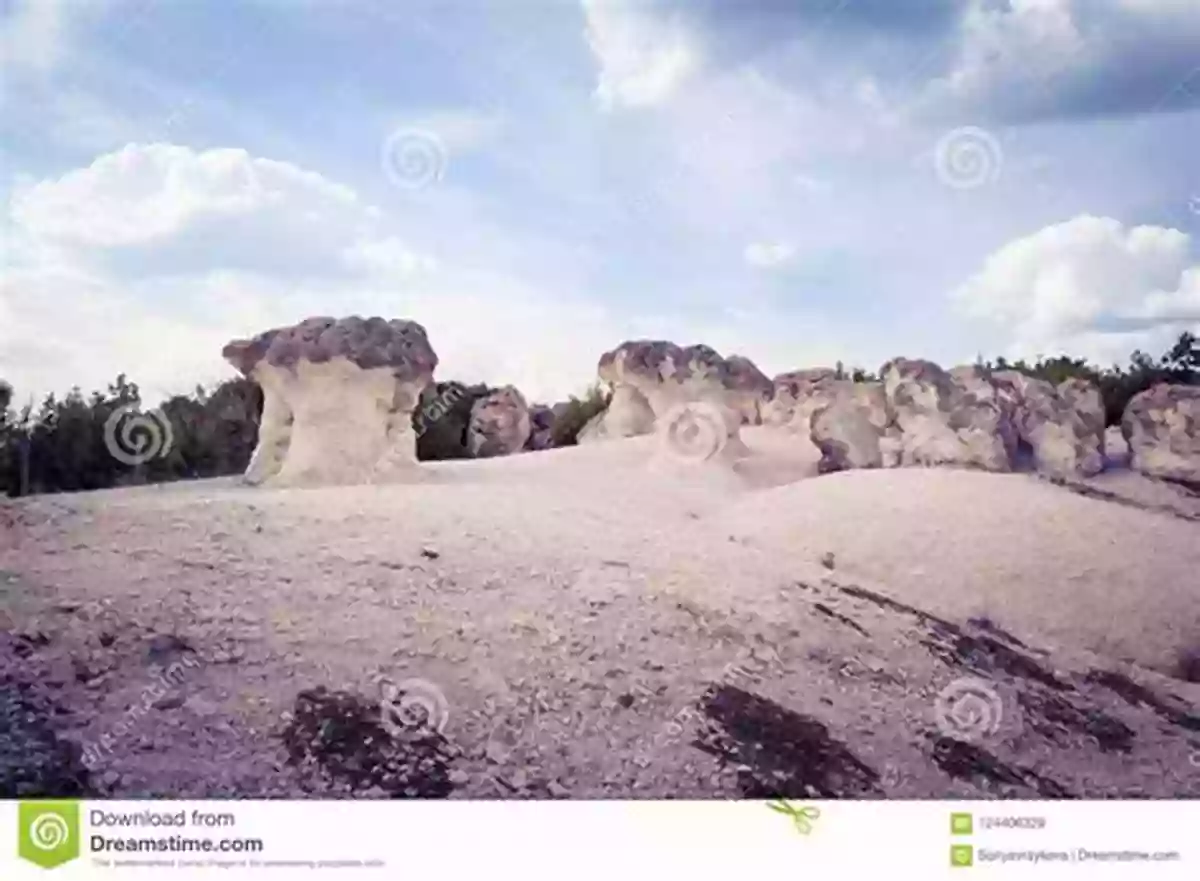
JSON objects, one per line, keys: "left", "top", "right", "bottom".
{"left": 743, "top": 241, "right": 796, "bottom": 269}
{"left": 7, "top": 142, "right": 812, "bottom": 406}
{"left": 0, "top": 0, "right": 69, "bottom": 76}
{"left": 582, "top": 0, "right": 702, "bottom": 110}
{"left": 952, "top": 215, "right": 1200, "bottom": 365}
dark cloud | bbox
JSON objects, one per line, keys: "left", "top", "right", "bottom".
{"left": 636, "top": 0, "right": 1200, "bottom": 124}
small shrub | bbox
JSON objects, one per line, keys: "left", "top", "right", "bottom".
{"left": 550, "top": 383, "right": 611, "bottom": 447}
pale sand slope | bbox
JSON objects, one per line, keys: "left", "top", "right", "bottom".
{"left": 1, "top": 428, "right": 1198, "bottom": 799}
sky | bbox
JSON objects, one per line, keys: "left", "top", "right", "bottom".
{"left": 1, "top": 0, "right": 1198, "bottom": 406}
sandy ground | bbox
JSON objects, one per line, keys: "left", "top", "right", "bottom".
{"left": 2, "top": 428, "right": 1198, "bottom": 799}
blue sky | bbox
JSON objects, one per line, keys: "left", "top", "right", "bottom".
{"left": 1, "top": 0, "right": 1198, "bottom": 404}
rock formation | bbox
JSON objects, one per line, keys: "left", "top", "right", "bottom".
{"left": 591, "top": 340, "right": 761, "bottom": 460}
{"left": 794, "top": 358, "right": 1108, "bottom": 479}
{"left": 884, "top": 359, "right": 1015, "bottom": 472}
{"left": 222, "top": 316, "right": 438, "bottom": 486}
{"left": 763, "top": 368, "right": 840, "bottom": 428}
{"left": 724, "top": 355, "right": 774, "bottom": 425}
{"left": 1122, "top": 384, "right": 1200, "bottom": 484}
{"left": 991, "top": 371, "right": 1105, "bottom": 478}
{"left": 585, "top": 341, "right": 769, "bottom": 440}
{"left": 468, "top": 386, "right": 532, "bottom": 457}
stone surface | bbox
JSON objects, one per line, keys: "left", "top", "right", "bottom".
{"left": 811, "top": 398, "right": 885, "bottom": 473}
{"left": 469, "top": 386, "right": 533, "bottom": 458}
{"left": 597, "top": 341, "right": 762, "bottom": 426}
{"left": 1122, "top": 384, "right": 1200, "bottom": 484}
{"left": 763, "top": 369, "right": 840, "bottom": 427}
{"left": 222, "top": 316, "right": 438, "bottom": 486}
{"left": 882, "top": 360, "right": 1014, "bottom": 472}
{"left": 724, "top": 356, "right": 774, "bottom": 425}
{"left": 992, "top": 372, "right": 1105, "bottom": 479}
{"left": 771, "top": 359, "right": 1110, "bottom": 479}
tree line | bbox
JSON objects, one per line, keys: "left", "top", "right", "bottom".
{"left": 1, "top": 332, "right": 1195, "bottom": 497}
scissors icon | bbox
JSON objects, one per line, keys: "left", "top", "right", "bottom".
{"left": 766, "top": 799, "right": 821, "bottom": 835}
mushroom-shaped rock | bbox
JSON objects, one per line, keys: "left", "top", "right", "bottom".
{"left": 597, "top": 340, "right": 762, "bottom": 424}
{"left": 222, "top": 316, "right": 438, "bottom": 486}
{"left": 1121, "top": 383, "right": 1200, "bottom": 484}
{"left": 468, "top": 386, "right": 532, "bottom": 457}
{"left": 882, "top": 359, "right": 1015, "bottom": 471}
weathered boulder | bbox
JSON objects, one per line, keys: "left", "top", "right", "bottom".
{"left": 223, "top": 316, "right": 438, "bottom": 486}
{"left": 811, "top": 397, "right": 886, "bottom": 473}
{"left": 1122, "top": 384, "right": 1200, "bottom": 484}
{"left": 468, "top": 386, "right": 532, "bottom": 457}
{"left": 883, "top": 360, "right": 1015, "bottom": 471}
{"left": 992, "top": 372, "right": 1105, "bottom": 479}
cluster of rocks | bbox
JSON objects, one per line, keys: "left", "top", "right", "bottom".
{"left": 223, "top": 319, "right": 1198, "bottom": 486}
{"left": 789, "top": 359, "right": 1109, "bottom": 478}
{"left": 768, "top": 358, "right": 1198, "bottom": 483}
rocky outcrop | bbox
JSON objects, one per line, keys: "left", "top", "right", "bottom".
{"left": 992, "top": 372, "right": 1105, "bottom": 479}
{"left": 798, "top": 358, "right": 1109, "bottom": 479}
{"left": 468, "top": 386, "right": 532, "bottom": 458}
{"left": 884, "top": 360, "right": 1015, "bottom": 472}
{"left": 811, "top": 398, "right": 887, "bottom": 472}
{"left": 597, "top": 341, "right": 766, "bottom": 426}
{"left": 591, "top": 340, "right": 766, "bottom": 463}
{"left": 1122, "top": 384, "right": 1200, "bottom": 484}
{"left": 223, "top": 316, "right": 438, "bottom": 486}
